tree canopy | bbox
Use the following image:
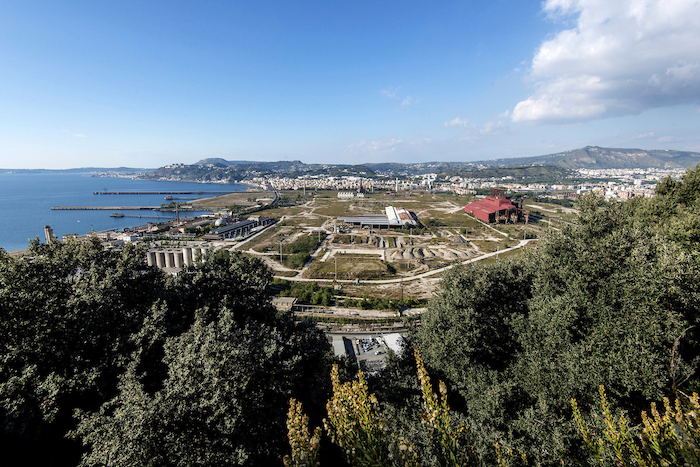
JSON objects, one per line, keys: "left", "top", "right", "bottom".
{"left": 0, "top": 241, "right": 330, "bottom": 466}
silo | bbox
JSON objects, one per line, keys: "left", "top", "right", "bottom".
{"left": 156, "top": 251, "right": 166, "bottom": 268}
{"left": 174, "top": 252, "right": 183, "bottom": 268}
{"left": 147, "top": 250, "right": 156, "bottom": 267}
{"left": 165, "top": 252, "right": 175, "bottom": 268}
{"left": 183, "top": 247, "right": 193, "bottom": 266}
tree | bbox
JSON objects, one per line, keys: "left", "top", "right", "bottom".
{"left": 393, "top": 190, "right": 700, "bottom": 465}
{"left": 75, "top": 308, "right": 330, "bottom": 466}
{"left": 0, "top": 239, "right": 170, "bottom": 466}
{"left": 408, "top": 260, "right": 533, "bottom": 461}
{"left": 0, "top": 240, "right": 331, "bottom": 466}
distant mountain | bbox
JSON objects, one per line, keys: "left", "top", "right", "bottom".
{"left": 142, "top": 160, "right": 376, "bottom": 183}
{"left": 483, "top": 146, "right": 700, "bottom": 170}
{"left": 141, "top": 146, "right": 700, "bottom": 184}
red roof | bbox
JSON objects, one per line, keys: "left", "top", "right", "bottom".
{"left": 465, "top": 196, "right": 515, "bottom": 214}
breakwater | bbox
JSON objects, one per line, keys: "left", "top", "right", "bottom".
{"left": 53, "top": 206, "right": 161, "bottom": 211}
{"left": 94, "top": 191, "right": 236, "bottom": 195}
{"left": 52, "top": 206, "right": 194, "bottom": 211}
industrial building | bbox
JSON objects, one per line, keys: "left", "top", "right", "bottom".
{"left": 464, "top": 189, "right": 529, "bottom": 224}
{"left": 337, "top": 206, "right": 417, "bottom": 229}
{"left": 203, "top": 215, "right": 275, "bottom": 240}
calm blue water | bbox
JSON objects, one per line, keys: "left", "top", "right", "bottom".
{"left": 0, "top": 173, "right": 247, "bottom": 252}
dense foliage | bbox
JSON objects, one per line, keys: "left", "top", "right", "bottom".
{"left": 372, "top": 167, "right": 700, "bottom": 465}
{"left": 0, "top": 242, "right": 330, "bottom": 466}
{"left": 4, "top": 165, "right": 700, "bottom": 466}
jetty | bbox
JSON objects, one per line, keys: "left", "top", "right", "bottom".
{"left": 93, "top": 191, "right": 236, "bottom": 195}
{"left": 111, "top": 213, "right": 174, "bottom": 220}
{"left": 53, "top": 206, "right": 160, "bottom": 211}
{"left": 52, "top": 206, "right": 194, "bottom": 211}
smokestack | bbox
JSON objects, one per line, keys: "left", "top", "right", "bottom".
{"left": 44, "top": 225, "right": 55, "bottom": 244}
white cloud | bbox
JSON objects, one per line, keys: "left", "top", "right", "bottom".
{"left": 443, "top": 117, "right": 473, "bottom": 128}
{"left": 480, "top": 121, "right": 508, "bottom": 135}
{"left": 634, "top": 131, "right": 655, "bottom": 139}
{"left": 382, "top": 87, "right": 416, "bottom": 106}
{"left": 369, "top": 138, "right": 402, "bottom": 152}
{"left": 349, "top": 138, "right": 402, "bottom": 152}
{"left": 72, "top": 134, "right": 87, "bottom": 138}
{"left": 657, "top": 135, "right": 674, "bottom": 142}
{"left": 410, "top": 138, "right": 434, "bottom": 145}
{"left": 444, "top": 117, "right": 509, "bottom": 137}
{"left": 512, "top": 0, "right": 700, "bottom": 123}
{"left": 381, "top": 88, "right": 399, "bottom": 99}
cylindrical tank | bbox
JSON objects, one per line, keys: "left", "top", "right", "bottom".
{"left": 165, "top": 252, "right": 174, "bottom": 268}
{"left": 147, "top": 251, "right": 156, "bottom": 267}
{"left": 156, "top": 251, "right": 166, "bottom": 268}
{"left": 183, "top": 247, "right": 192, "bottom": 266}
{"left": 174, "top": 252, "right": 183, "bottom": 268}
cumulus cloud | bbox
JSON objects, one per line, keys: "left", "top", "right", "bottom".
{"left": 657, "top": 135, "right": 674, "bottom": 142}
{"left": 634, "top": 131, "right": 655, "bottom": 139}
{"left": 512, "top": 0, "right": 700, "bottom": 123}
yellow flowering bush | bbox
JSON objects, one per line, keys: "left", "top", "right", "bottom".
{"left": 283, "top": 398, "right": 321, "bottom": 467}
{"left": 415, "top": 349, "right": 477, "bottom": 467}
{"left": 572, "top": 385, "right": 700, "bottom": 466}
{"left": 323, "top": 364, "right": 393, "bottom": 466}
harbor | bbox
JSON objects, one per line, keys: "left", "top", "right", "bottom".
{"left": 52, "top": 206, "right": 194, "bottom": 211}
{"left": 93, "top": 190, "right": 237, "bottom": 195}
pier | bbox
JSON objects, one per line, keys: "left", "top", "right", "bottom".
{"left": 111, "top": 214, "right": 174, "bottom": 220}
{"left": 53, "top": 206, "right": 161, "bottom": 211}
{"left": 52, "top": 206, "right": 194, "bottom": 212}
{"left": 93, "top": 191, "right": 236, "bottom": 195}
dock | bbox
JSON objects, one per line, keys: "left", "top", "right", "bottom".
{"left": 93, "top": 191, "right": 236, "bottom": 195}
{"left": 53, "top": 206, "right": 161, "bottom": 211}
{"left": 111, "top": 214, "right": 174, "bottom": 220}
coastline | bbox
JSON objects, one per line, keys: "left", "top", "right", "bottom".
{"left": 0, "top": 173, "right": 248, "bottom": 253}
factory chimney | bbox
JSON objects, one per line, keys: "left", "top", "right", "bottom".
{"left": 44, "top": 225, "right": 55, "bottom": 244}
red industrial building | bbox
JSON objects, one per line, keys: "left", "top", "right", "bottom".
{"left": 464, "top": 189, "right": 529, "bottom": 224}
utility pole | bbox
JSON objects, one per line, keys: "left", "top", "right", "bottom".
{"left": 335, "top": 256, "right": 337, "bottom": 282}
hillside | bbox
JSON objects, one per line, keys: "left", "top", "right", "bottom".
{"left": 485, "top": 146, "right": 700, "bottom": 169}
{"left": 140, "top": 146, "right": 700, "bottom": 183}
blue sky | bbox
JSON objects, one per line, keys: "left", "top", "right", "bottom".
{"left": 1, "top": 0, "right": 699, "bottom": 169}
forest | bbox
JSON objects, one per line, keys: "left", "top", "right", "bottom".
{"left": 2, "top": 166, "right": 700, "bottom": 466}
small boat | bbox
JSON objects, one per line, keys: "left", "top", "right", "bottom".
{"left": 110, "top": 212, "right": 125, "bottom": 218}
{"left": 164, "top": 195, "right": 173, "bottom": 200}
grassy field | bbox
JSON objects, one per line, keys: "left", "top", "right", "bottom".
{"left": 195, "top": 190, "right": 559, "bottom": 296}
{"left": 304, "top": 254, "right": 394, "bottom": 280}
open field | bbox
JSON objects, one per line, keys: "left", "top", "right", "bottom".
{"left": 196, "top": 190, "right": 574, "bottom": 298}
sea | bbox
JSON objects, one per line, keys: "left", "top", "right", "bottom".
{"left": 0, "top": 172, "right": 248, "bottom": 253}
